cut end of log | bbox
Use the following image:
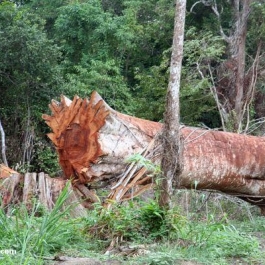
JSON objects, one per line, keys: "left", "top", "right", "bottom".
{"left": 42, "top": 91, "right": 110, "bottom": 183}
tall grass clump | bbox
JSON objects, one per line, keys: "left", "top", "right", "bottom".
{"left": 0, "top": 182, "right": 84, "bottom": 265}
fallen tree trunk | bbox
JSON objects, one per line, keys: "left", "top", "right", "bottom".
{"left": 42, "top": 92, "right": 265, "bottom": 212}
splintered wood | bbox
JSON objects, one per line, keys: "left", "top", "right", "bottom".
{"left": 42, "top": 91, "right": 265, "bottom": 212}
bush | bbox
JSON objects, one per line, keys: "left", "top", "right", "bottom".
{"left": 85, "top": 200, "right": 186, "bottom": 243}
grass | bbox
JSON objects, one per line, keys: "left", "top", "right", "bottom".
{"left": 0, "top": 182, "right": 89, "bottom": 265}
{"left": 0, "top": 188, "right": 265, "bottom": 265}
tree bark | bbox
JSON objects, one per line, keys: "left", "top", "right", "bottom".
{"left": 216, "top": 0, "right": 252, "bottom": 132}
{"left": 196, "top": 0, "right": 253, "bottom": 132}
{"left": 159, "top": 0, "right": 186, "bottom": 208}
{"left": 42, "top": 92, "right": 265, "bottom": 212}
{"left": 0, "top": 119, "right": 8, "bottom": 166}
{"left": 0, "top": 164, "right": 86, "bottom": 216}
{"left": 230, "top": 0, "right": 251, "bottom": 132}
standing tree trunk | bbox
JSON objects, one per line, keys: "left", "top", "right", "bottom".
{"left": 214, "top": 0, "right": 252, "bottom": 132}
{"left": 159, "top": 0, "right": 187, "bottom": 208}
{"left": 194, "top": 0, "right": 253, "bottom": 132}
{"left": 0, "top": 119, "right": 8, "bottom": 166}
{"left": 229, "top": 0, "right": 251, "bottom": 132}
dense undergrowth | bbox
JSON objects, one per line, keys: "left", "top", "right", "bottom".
{"left": 0, "top": 186, "right": 265, "bottom": 265}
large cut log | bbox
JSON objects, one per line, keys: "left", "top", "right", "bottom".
{"left": 42, "top": 92, "right": 265, "bottom": 211}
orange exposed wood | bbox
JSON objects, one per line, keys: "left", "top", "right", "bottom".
{"left": 0, "top": 164, "right": 21, "bottom": 207}
{"left": 0, "top": 164, "right": 18, "bottom": 179}
{"left": 42, "top": 92, "right": 109, "bottom": 183}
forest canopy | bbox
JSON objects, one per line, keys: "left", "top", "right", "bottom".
{"left": 1, "top": 0, "right": 265, "bottom": 173}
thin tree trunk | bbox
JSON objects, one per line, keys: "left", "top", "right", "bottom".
{"left": 0, "top": 119, "right": 8, "bottom": 166}
{"left": 197, "top": 0, "right": 252, "bottom": 132}
{"left": 159, "top": 0, "right": 186, "bottom": 208}
{"left": 232, "top": 0, "right": 251, "bottom": 132}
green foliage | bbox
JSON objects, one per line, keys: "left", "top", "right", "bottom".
{"left": 54, "top": 1, "right": 113, "bottom": 62}
{"left": 32, "top": 139, "right": 60, "bottom": 176}
{"left": 0, "top": 2, "right": 62, "bottom": 115}
{"left": 54, "top": 1, "right": 134, "bottom": 113}
{"left": 184, "top": 27, "right": 225, "bottom": 68}
{"left": 0, "top": 1, "right": 64, "bottom": 168}
{"left": 181, "top": 221, "right": 261, "bottom": 264}
{"left": 135, "top": 249, "right": 181, "bottom": 265}
{"left": 22, "top": 0, "right": 69, "bottom": 37}
{"left": 134, "top": 50, "right": 170, "bottom": 121}
{"left": 82, "top": 195, "right": 265, "bottom": 265}
{"left": 246, "top": 1, "right": 265, "bottom": 56}
{"left": 125, "top": 153, "right": 161, "bottom": 174}
{"left": 180, "top": 27, "right": 225, "bottom": 127}
{"left": 85, "top": 200, "right": 185, "bottom": 242}
{"left": 61, "top": 59, "right": 134, "bottom": 113}
{"left": 86, "top": 202, "right": 144, "bottom": 241}
{"left": 0, "top": 2, "right": 264, "bottom": 263}
{"left": 134, "top": 26, "right": 226, "bottom": 125}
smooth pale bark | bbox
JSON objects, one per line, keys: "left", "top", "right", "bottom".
{"left": 0, "top": 120, "right": 8, "bottom": 166}
{"left": 42, "top": 92, "right": 265, "bottom": 212}
{"left": 160, "top": 0, "right": 186, "bottom": 208}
